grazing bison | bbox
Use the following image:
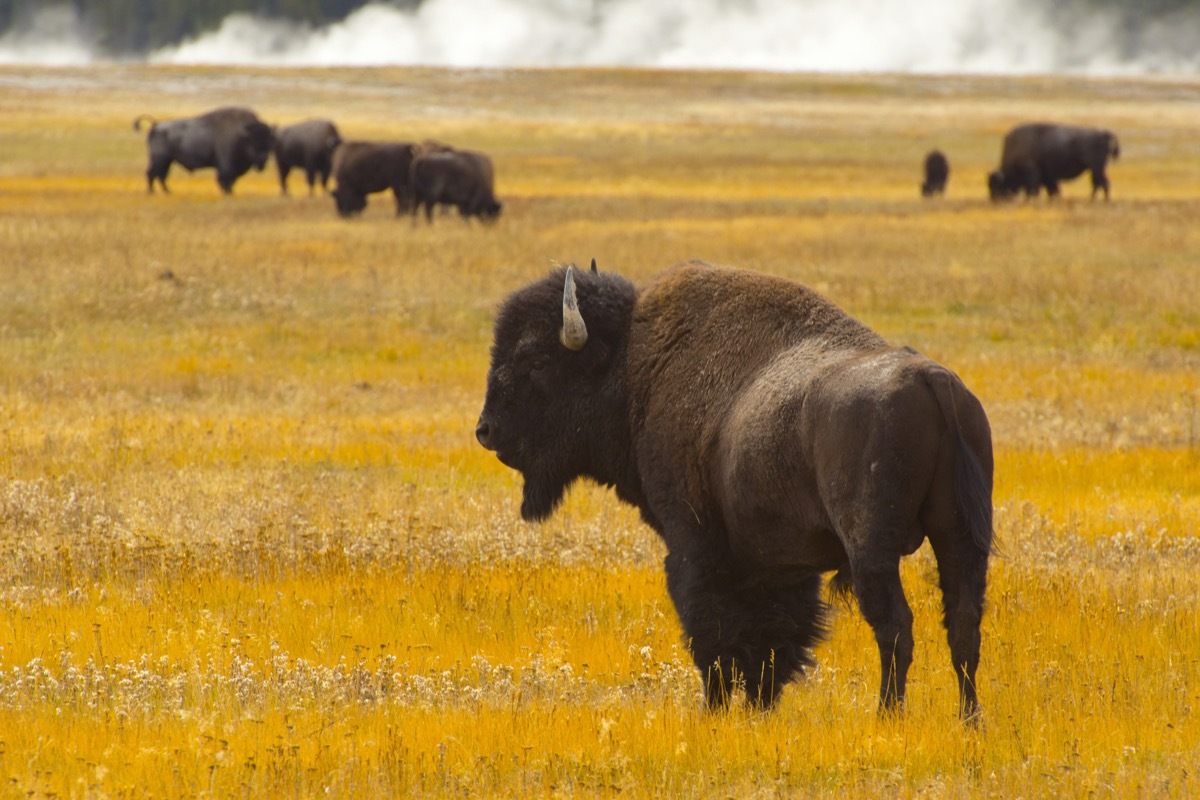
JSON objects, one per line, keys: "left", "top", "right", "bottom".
{"left": 988, "top": 123, "right": 1120, "bottom": 201}
{"left": 273, "top": 118, "right": 342, "bottom": 196}
{"left": 330, "top": 141, "right": 416, "bottom": 217}
{"left": 921, "top": 149, "right": 950, "bottom": 197}
{"left": 133, "top": 106, "right": 274, "bottom": 194}
{"left": 477, "top": 260, "right": 993, "bottom": 719}
{"left": 410, "top": 148, "right": 501, "bottom": 223}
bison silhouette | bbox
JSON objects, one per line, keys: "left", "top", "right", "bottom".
{"left": 133, "top": 106, "right": 273, "bottom": 195}
{"left": 273, "top": 118, "right": 341, "bottom": 196}
{"left": 988, "top": 123, "right": 1120, "bottom": 201}
{"left": 477, "top": 260, "right": 994, "bottom": 719}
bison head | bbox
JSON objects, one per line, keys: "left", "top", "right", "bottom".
{"left": 987, "top": 170, "right": 1014, "bottom": 201}
{"left": 332, "top": 187, "right": 366, "bottom": 217}
{"left": 479, "top": 199, "right": 503, "bottom": 223}
{"left": 476, "top": 262, "right": 637, "bottom": 521}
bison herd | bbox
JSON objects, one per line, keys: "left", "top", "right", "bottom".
{"left": 922, "top": 122, "right": 1120, "bottom": 201}
{"left": 130, "top": 102, "right": 1124, "bottom": 723}
{"left": 136, "top": 106, "right": 1120, "bottom": 211}
{"left": 132, "top": 106, "right": 501, "bottom": 222}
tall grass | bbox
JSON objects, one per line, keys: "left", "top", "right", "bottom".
{"left": 1, "top": 65, "right": 1198, "bottom": 797}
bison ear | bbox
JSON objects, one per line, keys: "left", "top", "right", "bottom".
{"left": 560, "top": 266, "right": 589, "bottom": 351}
{"left": 590, "top": 258, "right": 598, "bottom": 274}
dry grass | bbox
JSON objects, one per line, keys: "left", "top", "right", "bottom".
{"left": 1, "top": 65, "right": 1199, "bottom": 797}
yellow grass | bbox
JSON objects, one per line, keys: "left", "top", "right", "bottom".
{"left": 1, "top": 65, "right": 1199, "bottom": 797}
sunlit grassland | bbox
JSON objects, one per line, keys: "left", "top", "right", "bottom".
{"left": 1, "top": 65, "right": 1199, "bottom": 797}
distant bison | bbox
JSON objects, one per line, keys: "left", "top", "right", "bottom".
{"left": 133, "top": 106, "right": 274, "bottom": 194}
{"left": 273, "top": 118, "right": 342, "bottom": 196}
{"left": 988, "top": 123, "right": 1120, "bottom": 201}
{"left": 477, "top": 260, "right": 993, "bottom": 719}
{"left": 921, "top": 150, "right": 950, "bottom": 197}
{"left": 330, "top": 141, "right": 416, "bottom": 217}
{"left": 411, "top": 148, "right": 501, "bottom": 223}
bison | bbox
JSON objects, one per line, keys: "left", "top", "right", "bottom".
{"left": 273, "top": 118, "right": 342, "bottom": 196}
{"left": 411, "top": 148, "right": 501, "bottom": 223}
{"left": 477, "top": 260, "right": 994, "bottom": 720}
{"left": 988, "top": 123, "right": 1120, "bottom": 201}
{"left": 330, "top": 141, "right": 417, "bottom": 217}
{"left": 921, "top": 149, "right": 950, "bottom": 197}
{"left": 133, "top": 106, "right": 274, "bottom": 194}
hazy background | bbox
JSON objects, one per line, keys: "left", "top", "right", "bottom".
{"left": 1, "top": 0, "right": 1198, "bottom": 74}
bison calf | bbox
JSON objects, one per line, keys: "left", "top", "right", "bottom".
{"left": 478, "top": 260, "right": 993, "bottom": 720}
{"left": 133, "top": 106, "right": 273, "bottom": 195}
{"left": 988, "top": 122, "right": 1120, "bottom": 201}
{"left": 921, "top": 149, "right": 950, "bottom": 197}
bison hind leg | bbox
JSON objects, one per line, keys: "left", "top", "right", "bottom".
{"left": 668, "top": 554, "right": 827, "bottom": 709}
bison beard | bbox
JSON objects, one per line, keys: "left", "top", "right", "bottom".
{"left": 478, "top": 260, "right": 993, "bottom": 720}
{"left": 518, "top": 460, "right": 572, "bottom": 522}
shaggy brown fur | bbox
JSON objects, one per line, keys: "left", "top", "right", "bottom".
{"left": 477, "top": 260, "right": 993, "bottom": 719}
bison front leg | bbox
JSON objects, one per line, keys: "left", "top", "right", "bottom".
{"left": 216, "top": 168, "right": 237, "bottom": 194}
{"left": 277, "top": 162, "right": 292, "bottom": 196}
{"left": 852, "top": 562, "right": 914, "bottom": 714}
{"left": 701, "top": 656, "right": 737, "bottom": 709}
{"left": 665, "top": 549, "right": 824, "bottom": 710}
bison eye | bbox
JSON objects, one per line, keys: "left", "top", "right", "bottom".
{"left": 529, "top": 357, "right": 549, "bottom": 373}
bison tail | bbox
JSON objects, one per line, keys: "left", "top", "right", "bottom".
{"left": 929, "top": 370, "right": 994, "bottom": 556}
{"left": 132, "top": 114, "right": 157, "bottom": 133}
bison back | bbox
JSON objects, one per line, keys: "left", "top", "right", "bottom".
{"left": 626, "top": 262, "right": 887, "bottom": 531}
{"left": 333, "top": 141, "right": 415, "bottom": 194}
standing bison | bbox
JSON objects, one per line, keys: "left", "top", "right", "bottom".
{"left": 477, "top": 260, "right": 994, "bottom": 719}
{"left": 411, "top": 148, "right": 501, "bottom": 223}
{"left": 988, "top": 123, "right": 1120, "bottom": 201}
{"left": 273, "top": 118, "right": 342, "bottom": 196}
{"left": 921, "top": 149, "right": 950, "bottom": 197}
{"left": 133, "top": 106, "right": 274, "bottom": 194}
{"left": 330, "top": 141, "right": 416, "bottom": 217}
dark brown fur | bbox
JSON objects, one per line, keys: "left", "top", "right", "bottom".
{"left": 477, "top": 261, "right": 993, "bottom": 719}
{"left": 410, "top": 148, "right": 501, "bottom": 223}
{"left": 329, "top": 140, "right": 416, "bottom": 217}
{"left": 988, "top": 122, "right": 1120, "bottom": 201}
{"left": 273, "top": 118, "right": 342, "bottom": 196}
{"left": 133, "top": 106, "right": 274, "bottom": 195}
{"left": 921, "top": 149, "right": 949, "bottom": 197}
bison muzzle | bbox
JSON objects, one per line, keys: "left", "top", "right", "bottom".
{"left": 477, "top": 260, "right": 994, "bottom": 720}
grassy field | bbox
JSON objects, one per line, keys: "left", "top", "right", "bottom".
{"left": 1, "top": 65, "right": 1199, "bottom": 797}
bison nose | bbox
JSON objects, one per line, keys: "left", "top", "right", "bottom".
{"left": 475, "top": 417, "right": 494, "bottom": 450}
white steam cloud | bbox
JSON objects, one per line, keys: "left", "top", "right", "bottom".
{"left": 0, "top": 6, "right": 96, "bottom": 66}
{"left": 3, "top": 0, "right": 1199, "bottom": 74}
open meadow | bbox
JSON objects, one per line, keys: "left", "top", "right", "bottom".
{"left": 1, "top": 65, "right": 1199, "bottom": 797}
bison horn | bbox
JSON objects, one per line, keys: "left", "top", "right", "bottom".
{"left": 590, "top": 258, "right": 598, "bottom": 274}
{"left": 560, "top": 266, "right": 589, "bottom": 351}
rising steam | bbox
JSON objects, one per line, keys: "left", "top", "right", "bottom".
{"left": 3, "top": 0, "right": 1198, "bottom": 74}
